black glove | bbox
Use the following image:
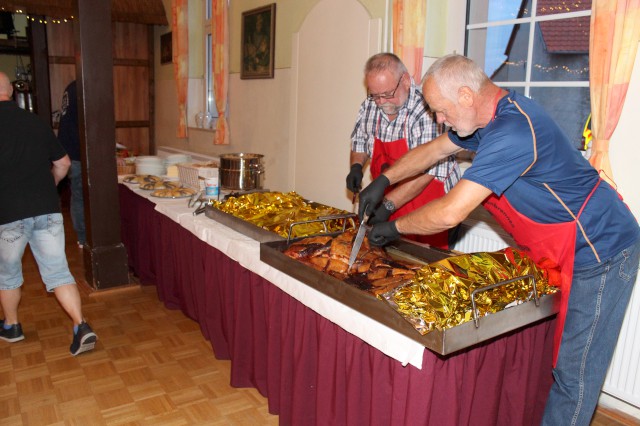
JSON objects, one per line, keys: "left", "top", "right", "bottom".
{"left": 368, "top": 203, "right": 394, "bottom": 225}
{"left": 368, "top": 221, "right": 401, "bottom": 246}
{"left": 358, "top": 175, "right": 390, "bottom": 220}
{"left": 346, "top": 163, "right": 363, "bottom": 193}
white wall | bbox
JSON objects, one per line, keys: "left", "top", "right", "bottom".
{"left": 288, "top": 0, "right": 377, "bottom": 210}
{"left": 601, "top": 42, "right": 640, "bottom": 418}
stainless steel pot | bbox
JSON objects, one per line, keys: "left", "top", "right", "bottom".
{"left": 220, "top": 153, "right": 264, "bottom": 190}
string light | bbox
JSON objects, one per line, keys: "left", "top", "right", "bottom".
{"left": 501, "top": 60, "right": 589, "bottom": 75}
{"left": 2, "top": 9, "right": 75, "bottom": 25}
{"left": 538, "top": 0, "right": 591, "bottom": 14}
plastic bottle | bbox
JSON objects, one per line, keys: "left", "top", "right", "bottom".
{"left": 204, "top": 168, "right": 219, "bottom": 198}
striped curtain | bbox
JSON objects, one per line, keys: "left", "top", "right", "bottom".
{"left": 211, "top": 0, "right": 229, "bottom": 145}
{"left": 172, "top": 0, "right": 189, "bottom": 138}
{"left": 392, "top": 0, "right": 427, "bottom": 83}
{"left": 588, "top": 0, "right": 640, "bottom": 182}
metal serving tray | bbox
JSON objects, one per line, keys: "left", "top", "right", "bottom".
{"left": 260, "top": 237, "right": 560, "bottom": 356}
{"left": 204, "top": 203, "right": 357, "bottom": 243}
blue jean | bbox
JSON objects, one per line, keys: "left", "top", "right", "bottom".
{"left": 541, "top": 238, "right": 640, "bottom": 425}
{"left": 69, "top": 160, "right": 86, "bottom": 244}
{"left": 0, "top": 214, "right": 76, "bottom": 292}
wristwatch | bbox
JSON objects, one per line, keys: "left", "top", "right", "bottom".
{"left": 382, "top": 198, "right": 396, "bottom": 212}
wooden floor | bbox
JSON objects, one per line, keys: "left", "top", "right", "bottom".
{"left": 0, "top": 191, "right": 636, "bottom": 425}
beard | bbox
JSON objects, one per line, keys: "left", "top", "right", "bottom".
{"left": 379, "top": 102, "right": 401, "bottom": 116}
{"left": 445, "top": 121, "right": 474, "bottom": 138}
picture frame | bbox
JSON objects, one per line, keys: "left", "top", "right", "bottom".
{"left": 160, "top": 32, "right": 172, "bottom": 65}
{"left": 241, "top": 4, "right": 276, "bottom": 79}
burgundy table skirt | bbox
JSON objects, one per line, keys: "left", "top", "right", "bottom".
{"left": 119, "top": 185, "right": 555, "bottom": 425}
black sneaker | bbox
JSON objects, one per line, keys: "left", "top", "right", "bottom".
{"left": 0, "top": 319, "right": 25, "bottom": 343}
{"left": 70, "top": 322, "right": 97, "bottom": 356}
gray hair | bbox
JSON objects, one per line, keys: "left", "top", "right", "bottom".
{"left": 423, "top": 54, "right": 490, "bottom": 101}
{"left": 365, "top": 52, "right": 408, "bottom": 80}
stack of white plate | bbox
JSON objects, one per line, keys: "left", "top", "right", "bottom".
{"left": 164, "top": 153, "right": 192, "bottom": 167}
{"left": 164, "top": 154, "right": 191, "bottom": 179}
{"left": 135, "top": 156, "right": 166, "bottom": 176}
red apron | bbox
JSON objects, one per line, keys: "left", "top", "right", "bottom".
{"left": 370, "top": 117, "right": 449, "bottom": 249}
{"left": 482, "top": 179, "right": 601, "bottom": 365}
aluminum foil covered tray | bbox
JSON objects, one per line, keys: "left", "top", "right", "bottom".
{"left": 204, "top": 191, "right": 356, "bottom": 243}
{"left": 260, "top": 237, "right": 560, "bottom": 356}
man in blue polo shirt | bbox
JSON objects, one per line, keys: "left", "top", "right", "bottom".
{"left": 358, "top": 54, "right": 640, "bottom": 425}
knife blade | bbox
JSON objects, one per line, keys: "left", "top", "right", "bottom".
{"left": 347, "top": 213, "right": 369, "bottom": 272}
{"left": 351, "top": 186, "right": 360, "bottom": 213}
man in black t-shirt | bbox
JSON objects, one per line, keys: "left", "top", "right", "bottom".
{"left": 0, "top": 71, "right": 97, "bottom": 356}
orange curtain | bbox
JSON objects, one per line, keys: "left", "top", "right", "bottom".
{"left": 392, "top": 0, "right": 427, "bottom": 82}
{"left": 588, "top": 0, "right": 640, "bottom": 182}
{"left": 172, "top": 0, "right": 189, "bottom": 138}
{"left": 211, "top": 0, "right": 229, "bottom": 145}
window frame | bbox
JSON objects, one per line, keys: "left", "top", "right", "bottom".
{"left": 464, "top": 0, "right": 592, "bottom": 148}
{"left": 465, "top": 3, "right": 591, "bottom": 96}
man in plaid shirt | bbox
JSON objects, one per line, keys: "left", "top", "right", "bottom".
{"left": 347, "top": 53, "right": 460, "bottom": 248}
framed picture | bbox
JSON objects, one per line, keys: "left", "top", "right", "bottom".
{"left": 241, "top": 4, "right": 276, "bottom": 79}
{"left": 160, "top": 32, "right": 172, "bottom": 65}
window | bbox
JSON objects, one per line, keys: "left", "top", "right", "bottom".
{"left": 466, "top": 0, "right": 591, "bottom": 149}
{"left": 204, "top": 1, "right": 218, "bottom": 119}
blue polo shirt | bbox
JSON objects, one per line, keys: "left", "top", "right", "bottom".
{"left": 449, "top": 90, "right": 639, "bottom": 266}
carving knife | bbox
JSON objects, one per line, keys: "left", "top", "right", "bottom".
{"left": 347, "top": 213, "right": 369, "bottom": 272}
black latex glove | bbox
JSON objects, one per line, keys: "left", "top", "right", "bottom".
{"left": 368, "top": 203, "right": 394, "bottom": 225}
{"left": 368, "top": 221, "right": 401, "bottom": 246}
{"left": 346, "top": 163, "right": 364, "bottom": 193}
{"left": 358, "top": 175, "right": 390, "bottom": 220}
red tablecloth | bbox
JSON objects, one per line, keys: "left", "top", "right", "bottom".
{"left": 119, "top": 184, "right": 555, "bottom": 425}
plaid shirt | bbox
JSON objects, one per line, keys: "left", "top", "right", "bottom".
{"left": 350, "top": 79, "right": 460, "bottom": 192}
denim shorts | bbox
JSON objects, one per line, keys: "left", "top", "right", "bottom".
{"left": 0, "top": 213, "right": 76, "bottom": 292}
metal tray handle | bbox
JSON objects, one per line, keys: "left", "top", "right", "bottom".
{"left": 286, "top": 214, "right": 357, "bottom": 243}
{"left": 470, "top": 274, "right": 538, "bottom": 328}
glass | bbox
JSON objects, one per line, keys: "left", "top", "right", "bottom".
{"left": 468, "top": 0, "right": 531, "bottom": 25}
{"left": 367, "top": 74, "right": 404, "bottom": 101}
{"left": 195, "top": 112, "right": 205, "bottom": 128}
{"left": 529, "top": 87, "right": 591, "bottom": 150}
{"left": 531, "top": 18, "right": 590, "bottom": 82}
{"left": 466, "top": 24, "right": 530, "bottom": 81}
{"left": 536, "top": 0, "right": 591, "bottom": 17}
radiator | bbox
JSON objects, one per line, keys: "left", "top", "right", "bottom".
{"left": 455, "top": 213, "right": 640, "bottom": 412}
{"left": 156, "top": 146, "right": 219, "bottom": 164}
{"left": 452, "top": 217, "right": 515, "bottom": 253}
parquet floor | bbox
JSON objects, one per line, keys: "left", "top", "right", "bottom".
{"left": 0, "top": 188, "right": 635, "bottom": 425}
{"left": 0, "top": 192, "right": 279, "bottom": 425}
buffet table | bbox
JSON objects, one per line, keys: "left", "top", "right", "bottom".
{"left": 119, "top": 183, "right": 556, "bottom": 426}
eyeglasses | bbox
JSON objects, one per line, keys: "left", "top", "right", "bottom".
{"left": 367, "top": 74, "right": 404, "bottom": 102}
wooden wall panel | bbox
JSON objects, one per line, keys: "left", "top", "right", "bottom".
{"left": 48, "top": 63, "right": 75, "bottom": 114}
{"left": 113, "top": 65, "right": 149, "bottom": 121}
{"left": 46, "top": 21, "right": 74, "bottom": 57}
{"left": 113, "top": 22, "right": 149, "bottom": 60}
{"left": 115, "top": 127, "right": 149, "bottom": 155}
{"left": 45, "top": 19, "right": 153, "bottom": 155}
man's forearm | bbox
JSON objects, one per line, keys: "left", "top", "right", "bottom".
{"left": 350, "top": 151, "right": 369, "bottom": 167}
{"left": 51, "top": 156, "right": 71, "bottom": 185}
{"left": 385, "top": 173, "right": 434, "bottom": 210}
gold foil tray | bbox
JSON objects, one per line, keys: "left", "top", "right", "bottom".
{"left": 260, "top": 237, "right": 560, "bottom": 356}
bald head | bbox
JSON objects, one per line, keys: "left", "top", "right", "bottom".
{"left": 0, "top": 72, "right": 12, "bottom": 101}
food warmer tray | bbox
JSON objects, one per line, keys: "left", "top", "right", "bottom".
{"left": 260, "top": 237, "right": 560, "bottom": 356}
{"left": 203, "top": 203, "right": 356, "bottom": 244}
